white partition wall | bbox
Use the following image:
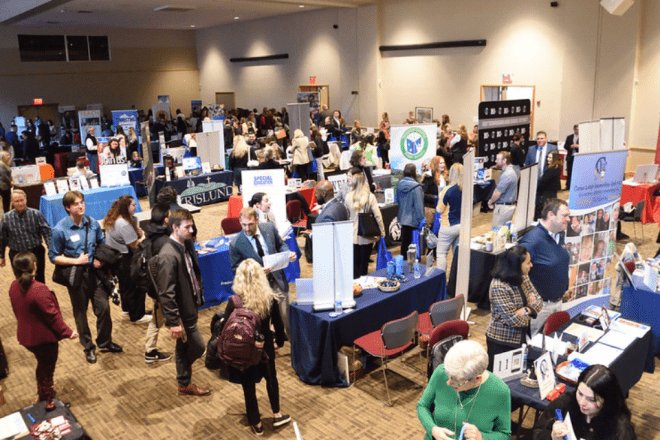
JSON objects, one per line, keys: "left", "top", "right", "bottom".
{"left": 456, "top": 150, "right": 474, "bottom": 319}
{"left": 312, "top": 221, "right": 355, "bottom": 311}
{"left": 287, "top": 102, "right": 311, "bottom": 137}
{"left": 196, "top": 130, "right": 225, "bottom": 169}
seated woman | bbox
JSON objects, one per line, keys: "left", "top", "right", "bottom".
{"left": 533, "top": 364, "right": 636, "bottom": 440}
{"left": 485, "top": 245, "right": 543, "bottom": 371}
{"left": 417, "top": 340, "right": 511, "bottom": 440}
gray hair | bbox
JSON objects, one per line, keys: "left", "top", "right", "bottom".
{"left": 443, "top": 340, "right": 488, "bottom": 381}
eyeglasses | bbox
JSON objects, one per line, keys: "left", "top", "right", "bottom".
{"left": 447, "top": 375, "right": 473, "bottom": 387}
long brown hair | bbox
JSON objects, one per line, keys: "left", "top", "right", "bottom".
{"left": 12, "top": 251, "right": 36, "bottom": 292}
{"left": 548, "top": 151, "right": 562, "bottom": 169}
{"left": 103, "top": 195, "right": 138, "bottom": 233}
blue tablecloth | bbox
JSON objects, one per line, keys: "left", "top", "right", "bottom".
{"left": 128, "top": 165, "right": 164, "bottom": 197}
{"left": 620, "top": 285, "right": 660, "bottom": 355}
{"left": 40, "top": 186, "right": 142, "bottom": 227}
{"left": 197, "top": 233, "right": 302, "bottom": 310}
{"left": 290, "top": 267, "right": 447, "bottom": 387}
{"left": 154, "top": 171, "right": 233, "bottom": 207}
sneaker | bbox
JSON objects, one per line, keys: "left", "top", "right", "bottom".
{"left": 251, "top": 424, "right": 264, "bottom": 436}
{"left": 132, "top": 314, "right": 153, "bottom": 325}
{"left": 273, "top": 414, "right": 291, "bottom": 427}
{"left": 178, "top": 383, "right": 211, "bottom": 396}
{"left": 122, "top": 311, "right": 129, "bottom": 319}
{"left": 145, "top": 350, "right": 172, "bottom": 364}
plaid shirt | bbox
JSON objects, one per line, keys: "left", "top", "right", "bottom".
{"left": 486, "top": 275, "right": 543, "bottom": 346}
{"left": 0, "top": 208, "right": 51, "bottom": 257}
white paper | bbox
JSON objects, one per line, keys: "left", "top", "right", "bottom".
{"left": 384, "top": 188, "right": 394, "bottom": 204}
{"left": 44, "top": 181, "right": 57, "bottom": 196}
{"left": 582, "top": 342, "right": 623, "bottom": 367}
{"left": 493, "top": 347, "right": 525, "bottom": 380}
{"left": 0, "top": 411, "right": 29, "bottom": 439}
{"left": 35, "top": 157, "right": 47, "bottom": 165}
{"left": 563, "top": 323, "right": 604, "bottom": 343}
{"left": 564, "top": 412, "right": 578, "bottom": 440}
{"left": 534, "top": 352, "right": 556, "bottom": 400}
{"left": 263, "top": 251, "right": 290, "bottom": 272}
{"left": 90, "top": 178, "right": 99, "bottom": 189}
{"left": 337, "top": 352, "right": 350, "bottom": 384}
{"left": 598, "top": 329, "right": 637, "bottom": 350}
{"left": 202, "top": 162, "right": 212, "bottom": 174}
{"left": 609, "top": 318, "right": 650, "bottom": 338}
{"left": 69, "top": 177, "right": 81, "bottom": 191}
{"left": 56, "top": 179, "right": 70, "bottom": 194}
{"left": 79, "top": 175, "right": 90, "bottom": 190}
{"left": 295, "top": 278, "right": 314, "bottom": 305}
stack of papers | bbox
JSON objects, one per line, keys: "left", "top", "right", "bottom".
{"left": 598, "top": 329, "right": 637, "bottom": 350}
{"left": 582, "top": 343, "right": 623, "bottom": 367}
{"left": 0, "top": 412, "right": 29, "bottom": 440}
{"left": 563, "top": 323, "right": 604, "bottom": 343}
{"left": 609, "top": 318, "right": 650, "bottom": 338}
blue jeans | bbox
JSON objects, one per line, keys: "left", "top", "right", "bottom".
{"left": 87, "top": 152, "right": 98, "bottom": 174}
{"left": 436, "top": 224, "right": 461, "bottom": 272}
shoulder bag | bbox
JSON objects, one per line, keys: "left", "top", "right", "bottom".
{"left": 357, "top": 199, "right": 381, "bottom": 237}
{"left": 52, "top": 217, "right": 90, "bottom": 290}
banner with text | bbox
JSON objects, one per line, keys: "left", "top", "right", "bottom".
{"left": 477, "top": 99, "right": 531, "bottom": 168}
{"left": 242, "top": 169, "right": 287, "bottom": 227}
{"left": 112, "top": 110, "right": 140, "bottom": 145}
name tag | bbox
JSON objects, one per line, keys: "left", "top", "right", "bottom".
{"left": 70, "top": 233, "right": 81, "bottom": 242}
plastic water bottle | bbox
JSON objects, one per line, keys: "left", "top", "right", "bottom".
{"left": 522, "top": 343, "right": 528, "bottom": 369}
{"left": 414, "top": 259, "right": 421, "bottom": 279}
{"left": 511, "top": 224, "right": 518, "bottom": 243}
{"left": 334, "top": 299, "right": 343, "bottom": 315}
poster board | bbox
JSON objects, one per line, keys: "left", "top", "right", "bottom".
{"left": 312, "top": 221, "right": 355, "bottom": 311}
{"left": 98, "top": 137, "right": 128, "bottom": 166}
{"left": 287, "top": 102, "right": 310, "bottom": 139}
{"left": 202, "top": 120, "right": 224, "bottom": 133}
{"left": 152, "top": 103, "right": 171, "bottom": 122}
{"left": 100, "top": 163, "right": 130, "bottom": 187}
{"left": 140, "top": 121, "right": 156, "bottom": 207}
{"left": 562, "top": 150, "right": 628, "bottom": 308}
{"left": 78, "top": 110, "right": 101, "bottom": 139}
{"left": 580, "top": 118, "right": 625, "bottom": 154}
{"left": 111, "top": 110, "right": 140, "bottom": 144}
{"left": 477, "top": 100, "right": 531, "bottom": 168}
{"left": 241, "top": 169, "right": 287, "bottom": 228}
{"left": 196, "top": 130, "right": 225, "bottom": 169}
{"left": 11, "top": 165, "right": 41, "bottom": 185}
{"left": 389, "top": 124, "right": 437, "bottom": 186}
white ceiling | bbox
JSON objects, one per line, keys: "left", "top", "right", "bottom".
{"left": 1, "top": 0, "right": 374, "bottom": 30}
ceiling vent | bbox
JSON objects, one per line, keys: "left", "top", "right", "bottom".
{"left": 154, "top": 4, "right": 197, "bottom": 12}
{"left": 77, "top": 10, "right": 93, "bottom": 14}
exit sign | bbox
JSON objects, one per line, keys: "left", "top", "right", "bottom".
{"left": 33, "top": 98, "right": 43, "bottom": 105}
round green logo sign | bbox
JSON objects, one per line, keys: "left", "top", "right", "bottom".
{"left": 400, "top": 127, "right": 428, "bottom": 161}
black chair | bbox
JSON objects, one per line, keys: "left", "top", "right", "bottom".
{"left": 620, "top": 200, "right": 644, "bottom": 241}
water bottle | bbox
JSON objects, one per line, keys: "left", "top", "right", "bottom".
{"left": 414, "top": 259, "right": 421, "bottom": 279}
{"left": 407, "top": 244, "right": 416, "bottom": 272}
{"left": 511, "top": 224, "right": 518, "bottom": 243}
{"left": 334, "top": 299, "right": 343, "bottom": 315}
{"left": 387, "top": 260, "right": 395, "bottom": 278}
{"left": 522, "top": 343, "right": 528, "bottom": 370}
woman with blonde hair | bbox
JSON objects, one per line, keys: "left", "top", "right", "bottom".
{"left": 0, "top": 151, "right": 13, "bottom": 213}
{"left": 436, "top": 163, "right": 463, "bottom": 271}
{"left": 226, "top": 259, "right": 290, "bottom": 436}
{"left": 229, "top": 135, "right": 251, "bottom": 188}
{"left": 291, "top": 128, "right": 310, "bottom": 181}
{"left": 346, "top": 173, "right": 385, "bottom": 278}
{"left": 127, "top": 127, "right": 139, "bottom": 157}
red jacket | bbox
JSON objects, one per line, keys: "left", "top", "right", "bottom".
{"left": 9, "top": 280, "right": 73, "bottom": 347}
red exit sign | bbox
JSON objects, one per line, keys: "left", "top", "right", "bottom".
{"left": 33, "top": 98, "right": 43, "bottom": 105}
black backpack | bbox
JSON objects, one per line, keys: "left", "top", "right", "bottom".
{"left": 205, "top": 311, "right": 226, "bottom": 371}
{"left": 130, "top": 238, "right": 157, "bottom": 299}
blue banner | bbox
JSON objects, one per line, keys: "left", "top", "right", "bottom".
{"left": 568, "top": 150, "right": 628, "bottom": 210}
{"left": 111, "top": 110, "right": 140, "bottom": 144}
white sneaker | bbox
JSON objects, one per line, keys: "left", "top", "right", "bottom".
{"left": 122, "top": 311, "right": 129, "bottom": 319}
{"left": 133, "top": 314, "right": 152, "bottom": 324}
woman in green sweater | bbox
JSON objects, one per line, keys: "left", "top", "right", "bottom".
{"left": 417, "top": 340, "right": 511, "bottom": 440}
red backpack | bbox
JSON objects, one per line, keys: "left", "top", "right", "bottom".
{"left": 217, "top": 295, "right": 266, "bottom": 370}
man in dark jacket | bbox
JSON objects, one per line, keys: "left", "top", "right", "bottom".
{"left": 315, "top": 180, "right": 349, "bottom": 223}
{"left": 154, "top": 209, "right": 209, "bottom": 396}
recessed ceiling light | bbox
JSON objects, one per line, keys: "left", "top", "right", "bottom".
{"left": 60, "top": 9, "right": 67, "bottom": 13}
{"left": 299, "top": 4, "right": 304, "bottom": 7}
{"left": 234, "top": 16, "right": 239, "bottom": 19}
{"left": 190, "top": 24, "right": 195, "bottom": 27}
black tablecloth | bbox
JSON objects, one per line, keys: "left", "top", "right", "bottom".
{"left": 154, "top": 170, "right": 232, "bottom": 207}
{"left": 447, "top": 245, "right": 495, "bottom": 309}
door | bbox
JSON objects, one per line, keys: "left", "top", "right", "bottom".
{"left": 215, "top": 92, "right": 235, "bottom": 112}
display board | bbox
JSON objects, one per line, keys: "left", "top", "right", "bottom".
{"left": 312, "top": 221, "right": 355, "bottom": 311}
{"left": 78, "top": 110, "right": 101, "bottom": 139}
{"left": 456, "top": 149, "right": 474, "bottom": 319}
{"left": 477, "top": 99, "right": 531, "bottom": 168}
{"left": 241, "top": 169, "right": 287, "bottom": 228}
{"left": 140, "top": 121, "right": 157, "bottom": 207}
{"left": 579, "top": 118, "right": 625, "bottom": 154}
{"left": 389, "top": 123, "right": 437, "bottom": 177}
{"left": 287, "top": 102, "right": 310, "bottom": 138}
{"left": 99, "top": 163, "right": 130, "bottom": 187}
{"left": 196, "top": 130, "right": 225, "bottom": 169}
{"left": 111, "top": 110, "right": 140, "bottom": 144}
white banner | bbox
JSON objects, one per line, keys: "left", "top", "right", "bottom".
{"left": 389, "top": 124, "right": 437, "bottom": 174}
{"left": 99, "top": 163, "right": 130, "bottom": 187}
{"left": 241, "top": 169, "right": 287, "bottom": 227}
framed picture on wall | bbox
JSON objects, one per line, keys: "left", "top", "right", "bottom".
{"left": 415, "top": 107, "right": 433, "bottom": 123}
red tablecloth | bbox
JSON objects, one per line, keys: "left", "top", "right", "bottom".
{"left": 620, "top": 182, "right": 660, "bottom": 224}
{"left": 227, "top": 187, "right": 317, "bottom": 218}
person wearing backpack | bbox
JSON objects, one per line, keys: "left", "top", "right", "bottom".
{"left": 226, "top": 258, "right": 290, "bottom": 436}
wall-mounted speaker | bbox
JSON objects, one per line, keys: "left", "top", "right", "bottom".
{"left": 600, "top": 0, "right": 634, "bottom": 15}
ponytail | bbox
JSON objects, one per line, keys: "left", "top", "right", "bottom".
{"left": 12, "top": 251, "right": 36, "bottom": 292}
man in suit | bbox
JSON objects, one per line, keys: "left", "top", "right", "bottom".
{"left": 524, "top": 131, "right": 558, "bottom": 180}
{"left": 563, "top": 124, "right": 579, "bottom": 190}
{"left": 154, "top": 209, "right": 209, "bottom": 396}
{"left": 315, "top": 180, "right": 349, "bottom": 223}
{"left": 230, "top": 207, "right": 297, "bottom": 335}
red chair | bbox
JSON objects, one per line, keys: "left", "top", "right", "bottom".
{"left": 543, "top": 311, "right": 570, "bottom": 335}
{"left": 286, "top": 200, "right": 307, "bottom": 235}
{"left": 427, "top": 320, "right": 470, "bottom": 379}
{"left": 353, "top": 311, "right": 419, "bottom": 406}
{"left": 416, "top": 294, "right": 464, "bottom": 338}
{"left": 221, "top": 217, "right": 242, "bottom": 235}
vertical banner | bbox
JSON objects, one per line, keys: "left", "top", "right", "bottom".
{"left": 563, "top": 150, "right": 628, "bottom": 308}
{"left": 477, "top": 99, "right": 531, "bottom": 168}
{"left": 111, "top": 110, "right": 140, "bottom": 143}
{"left": 140, "top": 122, "right": 156, "bottom": 207}
{"left": 191, "top": 100, "right": 202, "bottom": 114}
{"left": 389, "top": 124, "right": 437, "bottom": 184}
{"left": 78, "top": 110, "right": 102, "bottom": 140}
{"left": 241, "top": 169, "right": 287, "bottom": 228}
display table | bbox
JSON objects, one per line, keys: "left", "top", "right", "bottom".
{"left": 40, "top": 186, "right": 142, "bottom": 227}
{"left": 620, "top": 285, "right": 660, "bottom": 354}
{"left": 505, "top": 313, "right": 654, "bottom": 414}
{"left": 154, "top": 170, "right": 232, "bottom": 207}
{"left": 289, "top": 267, "right": 447, "bottom": 387}
{"left": 128, "top": 165, "right": 164, "bottom": 197}
{"left": 620, "top": 180, "right": 660, "bottom": 224}
{"left": 196, "top": 233, "right": 302, "bottom": 310}
{"left": 227, "top": 187, "right": 317, "bottom": 218}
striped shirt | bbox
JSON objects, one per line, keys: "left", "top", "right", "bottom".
{"left": 486, "top": 276, "right": 543, "bottom": 346}
{"left": 0, "top": 208, "right": 52, "bottom": 256}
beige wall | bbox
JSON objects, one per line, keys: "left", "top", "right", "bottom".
{"left": 0, "top": 26, "right": 200, "bottom": 127}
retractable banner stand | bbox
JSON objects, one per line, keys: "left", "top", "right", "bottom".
{"left": 78, "top": 110, "right": 102, "bottom": 140}
{"left": 457, "top": 149, "right": 475, "bottom": 320}
{"left": 389, "top": 124, "right": 437, "bottom": 182}
{"left": 196, "top": 130, "right": 225, "bottom": 169}
{"left": 112, "top": 110, "right": 140, "bottom": 143}
{"left": 477, "top": 99, "right": 531, "bottom": 168}
{"left": 562, "top": 150, "right": 628, "bottom": 309}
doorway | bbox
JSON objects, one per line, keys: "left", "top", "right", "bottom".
{"left": 215, "top": 92, "right": 235, "bottom": 112}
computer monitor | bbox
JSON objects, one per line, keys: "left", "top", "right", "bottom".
{"left": 182, "top": 157, "right": 202, "bottom": 171}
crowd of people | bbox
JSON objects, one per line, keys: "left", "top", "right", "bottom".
{"left": 0, "top": 109, "right": 641, "bottom": 438}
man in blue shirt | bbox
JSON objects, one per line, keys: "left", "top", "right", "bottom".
{"left": 518, "top": 198, "right": 570, "bottom": 336}
{"left": 488, "top": 151, "right": 519, "bottom": 229}
{"left": 49, "top": 191, "right": 122, "bottom": 364}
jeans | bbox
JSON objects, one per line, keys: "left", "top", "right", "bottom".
{"left": 87, "top": 152, "right": 98, "bottom": 174}
{"left": 436, "top": 224, "right": 461, "bottom": 272}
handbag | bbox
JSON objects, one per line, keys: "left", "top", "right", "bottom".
{"left": 275, "top": 129, "right": 286, "bottom": 140}
{"left": 357, "top": 212, "right": 381, "bottom": 237}
{"left": 52, "top": 216, "right": 90, "bottom": 290}
{"left": 306, "top": 146, "right": 314, "bottom": 163}
{"left": 94, "top": 243, "right": 122, "bottom": 266}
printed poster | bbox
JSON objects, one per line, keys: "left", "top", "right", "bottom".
{"left": 111, "top": 110, "right": 140, "bottom": 144}
{"left": 241, "top": 169, "right": 287, "bottom": 228}
{"left": 389, "top": 123, "right": 437, "bottom": 185}
{"left": 477, "top": 99, "right": 531, "bottom": 168}
{"left": 78, "top": 110, "right": 102, "bottom": 140}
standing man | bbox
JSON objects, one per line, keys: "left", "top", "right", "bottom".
{"left": 563, "top": 125, "right": 579, "bottom": 190}
{"left": 488, "top": 151, "right": 519, "bottom": 229}
{"left": 229, "top": 207, "right": 296, "bottom": 335}
{"left": 315, "top": 180, "right": 349, "bottom": 223}
{"left": 154, "top": 209, "right": 209, "bottom": 396}
{"left": 518, "top": 198, "right": 570, "bottom": 336}
{"left": 0, "top": 190, "right": 51, "bottom": 283}
{"left": 49, "top": 191, "right": 122, "bottom": 364}
{"left": 524, "top": 131, "right": 558, "bottom": 180}
{"left": 85, "top": 126, "right": 99, "bottom": 174}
